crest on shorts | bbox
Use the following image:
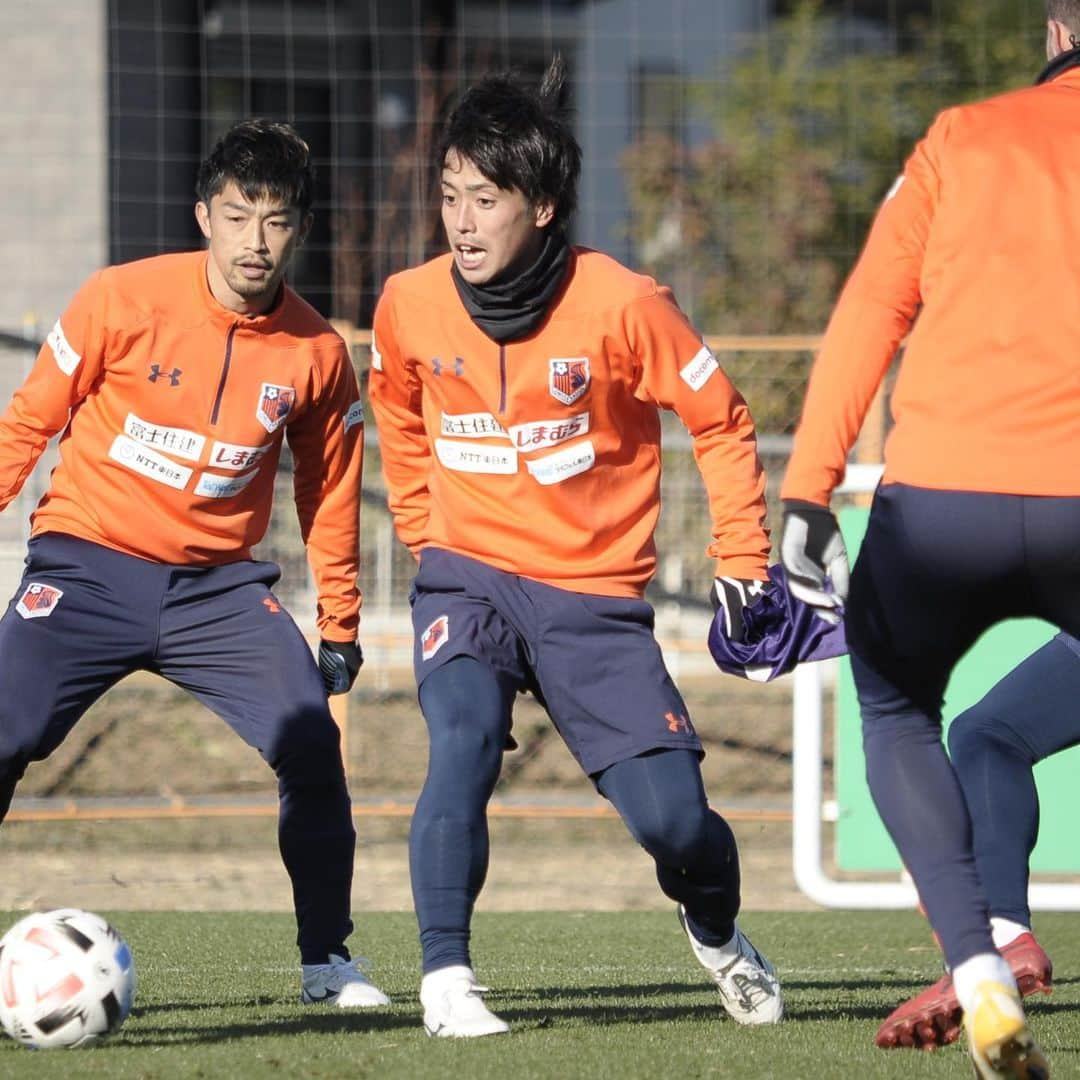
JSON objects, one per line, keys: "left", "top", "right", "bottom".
{"left": 16, "top": 583, "right": 63, "bottom": 619}
{"left": 421, "top": 615, "right": 450, "bottom": 661}
{"left": 256, "top": 383, "right": 296, "bottom": 433}
{"left": 548, "top": 358, "right": 590, "bottom": 406}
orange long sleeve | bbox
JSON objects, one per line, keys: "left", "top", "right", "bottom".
{"left": 784, "top": 69, "right": 1080, "bottom": 506}
{"left": 369, "top": 248, "right": 769, "bottom": 597}
{"left": 0, "top": 251, "right": 364, "bottom": 639}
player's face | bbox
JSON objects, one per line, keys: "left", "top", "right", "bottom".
{"left": 195, "top": 181, "right": 312, "bottom": 315}
{"left": 441, "top": 150, "right": 555, "bottom": 286}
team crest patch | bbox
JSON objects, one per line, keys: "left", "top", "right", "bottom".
{"left": 548, "top": 358, "right": 590, "bottom": 406}
{"left": 256, "top": 383, "right": 296, "bottom": 433}
{"left": 421, "top": 615, "right": 450, "bottom": 661}
{"left": 16, "top": 583, "right": 63, "bottom": 619}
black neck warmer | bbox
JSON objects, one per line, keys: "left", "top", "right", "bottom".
{"left": 1036, "top": 44, "right": 1080, "bottom": 84}
{"left": 451, "top": 231, "right": 571, "bottom": 344}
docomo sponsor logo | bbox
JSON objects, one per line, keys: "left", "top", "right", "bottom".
{"left": 47, "top": 320, "right": 81, "bottom": 376}
{"left": 194, "top": 469, "right": 258, "bottom": 499}
{"left": 435, "top": 439, "right": 518, "bottom": 475}
{"left": 525, "top": 440, "right": 596, "bottom": 486}
{"left": 108, "top": 434, "right": 192, "bottom": 489}
{"left": 679, "top": 345, "right": 719, "bottom": 391}
{"left": 125, "top": 413, "right": 205, "bottom": 461}
{"left": 208, "top": 440, "right": 271, "bottom": 471}
{"left": 344, "top": 400, "right": 364, "bottom": 432}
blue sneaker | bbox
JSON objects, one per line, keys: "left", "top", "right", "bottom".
{"left": 301, "top": 954, "right": 390, "bottom": 1008}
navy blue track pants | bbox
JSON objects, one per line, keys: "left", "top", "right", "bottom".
{"left": 847, "top": 483, "right": 1080, "bottom": 970}
{"left": 0, "top": 533, "right": 355, "bottom": 963}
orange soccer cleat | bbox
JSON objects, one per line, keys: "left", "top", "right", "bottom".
{"left": 875, "top": 932, "right": 1053, "bottom": 1051}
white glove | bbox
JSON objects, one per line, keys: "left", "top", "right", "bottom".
{"left": 780, "top": 501, "right": 849, "bottom": 625}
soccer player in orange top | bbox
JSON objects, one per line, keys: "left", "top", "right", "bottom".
{"left": 780, "top": 5, "right": 1080, "bottom": 1076}
{"left": 369, "top": 57, "right": 782, "bottom": 1037}
{"left": 0, "top": 119, "right": 386, "bottom": 1008}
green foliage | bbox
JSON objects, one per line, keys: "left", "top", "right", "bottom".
{"left": 1, "top": 909, "right": 1077, "bottom": 1078}
{"left": 622, "top": 0, "right": 1045, "bottom": 430}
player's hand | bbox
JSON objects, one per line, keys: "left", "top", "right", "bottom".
{"left": 780, "top": 501, "right": 849, "bottom": 624}
{"left": 318, "top": 639, "right": 364, "bottom": 695}
{"left": 711, "top": 577, "right": 766, "bottom": 645}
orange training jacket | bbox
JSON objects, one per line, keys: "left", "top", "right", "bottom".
{"left": 782, "top": 65, "right": 1080, "bottom": 506}
{"left": 369, "top": 247, "right": 769, "bottom": 598}
{"left": 0, "top": 251, "right": 365, "bottom": 641}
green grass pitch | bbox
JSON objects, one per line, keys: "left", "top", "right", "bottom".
{"left": 0, "top": 909, "right": 1076, "bottom": 1078}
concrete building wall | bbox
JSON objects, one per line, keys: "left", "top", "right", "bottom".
{"left": 3, "top": 0, "right": 108, "bottom": 336}
{"left": 0, "top": 0, "right": 107, "bottom": 587}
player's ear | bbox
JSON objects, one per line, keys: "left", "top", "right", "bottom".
{"left": 195, "top": 201, "right": 212, "bottom": 241}
{"left": 297, "top": 211, "right": 314, "bottom": 246}
{"left": 533, "top": 198, "right": 556, "bottom": 230}
{"left": 1046, "top": 18, "right": 1072, "bottom": 59}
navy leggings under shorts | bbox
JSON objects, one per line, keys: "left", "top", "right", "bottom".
{"left": 847, "top": 483, "right": 1080, "bottom": 971}
{"left": 0, "top": 532, "right": 356, "bottom": 964}
{"left": 407, "top": 548, "right": 743, "bottom": 973}
{"left": 947, "top": 632, "right": 1080, "bottom": 928}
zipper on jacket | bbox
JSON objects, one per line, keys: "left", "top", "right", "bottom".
{"left": 498, "top": 344, "right": 507, "bottom": 414}
{"left": 210, "top": 323, "right": 238, "bottom": 425}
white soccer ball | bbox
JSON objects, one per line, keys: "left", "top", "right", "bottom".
{"left": 0, "top": 908, "right": 135, "bottom": 1049}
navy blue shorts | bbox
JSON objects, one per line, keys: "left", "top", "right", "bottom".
{"left": 0, "top": 532, "right": 335, "bottom": 768}
{"left": 410, "top": 548, "right": 700, "bottom": 775}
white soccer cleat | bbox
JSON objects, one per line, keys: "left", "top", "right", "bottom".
{"left": 678, "top": 906, "right": 784, "bottom": 1024}
{"left": 420, "top": 964, "right": 510, "bottom": 1037}
{"left": 301, "top": 954, "right": 391, "bottom": 1008}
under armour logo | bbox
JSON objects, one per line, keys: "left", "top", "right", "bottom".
{"left": 263, "top": 597, "right": 280, "bottom": 613}
{"left": 148, "top": 364, "right": 182, "bottom": 386}
{"left": 431, "top": 357, "right": 465, "bottom": 377}
{"left": 665, "top": 711, "right": 693, "bottom": 735}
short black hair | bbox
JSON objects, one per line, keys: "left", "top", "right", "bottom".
{"left": 196, "top": 119, "right": 314, "bottom": 213}
{"left": 438, "top": 55, "right": 582, "bottom": 231}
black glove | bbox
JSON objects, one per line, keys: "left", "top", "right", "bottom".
{"left": 780, "top": 500, "right": 849, "bottom": 624}
{"left": 711, "top": 577, "right": 767, "bottom": 644}
{"left": 318, "top": 639, "right": 364, "bottom": 695}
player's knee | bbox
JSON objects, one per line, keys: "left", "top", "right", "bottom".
{"left": 264, "top": 705, "right": 344, "bottom": 774}
{"left": 947, "top": 710, "right": 1034, "bottom": 766}
{"left": 427, "top": 719, "right": 503, "bottom": 773}
{"left": 0, "top": 726, "right": 44, "bottom": 769}
{"left": 630, "top": 800, "right": 712, "bottom": 865}
{"left": 862, "top": 706, "right": 942, "bottom": 749}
